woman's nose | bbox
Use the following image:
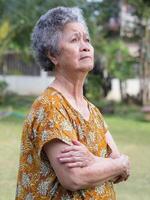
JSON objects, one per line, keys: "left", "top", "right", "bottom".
{"left": 80, "top": 40, "right": 90, "bottom": 52}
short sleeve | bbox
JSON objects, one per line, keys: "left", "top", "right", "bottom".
{"left": 94, "top": 107, "right": 108, "bottom": 134}
{"left": 103, "top": 119, "right": 109, "bottom": 134}
{"left": 30, "top": 103, "right": 77, "bottom": 159}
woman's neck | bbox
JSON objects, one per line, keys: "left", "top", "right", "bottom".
{"left": 50, "top": 71, "right": 87, "bottom": 104}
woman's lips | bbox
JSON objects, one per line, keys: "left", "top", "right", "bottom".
{"left": 80, "top": 56, "right": 92, "bottom": 60}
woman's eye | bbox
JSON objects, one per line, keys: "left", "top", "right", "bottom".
{"left": 71, "top": 38, "right": 78, "bottom": 42}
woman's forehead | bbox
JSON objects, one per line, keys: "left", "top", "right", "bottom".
{"left": 62, "top": 22, "right": 89, "bottom": 36}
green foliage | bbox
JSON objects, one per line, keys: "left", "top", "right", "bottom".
{"left": 128, "top": 0, "right": 150, "bottom": 19}
{"left": 0, "top": 0, "right": 121, "bottom": 54}
{"left": 0, "top": 0, "right": 142, "bottom": 102}
{"left": 86, "top": 73, "right": 103, "bottom": 104}
{"left": 0, "top": 80, "right": 8, "bottom": 103}
{"left": 0, "top": 92, "right": 36, "bottom": 113}
{"left": 0, "top": 80, "right": 7, "bottom": 91}
{"left": 101, "top": 39, "right": 136, "bottom": 80}
{"left": 0, "top": 0, "right": 85, "bottom": 54}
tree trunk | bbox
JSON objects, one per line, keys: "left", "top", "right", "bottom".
{"left": 140, "top": 22, "right": 150, "bottom": 106}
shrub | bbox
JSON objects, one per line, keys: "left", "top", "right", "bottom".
{"left": 0, "top": 80, "right": 8, "bottom": 103}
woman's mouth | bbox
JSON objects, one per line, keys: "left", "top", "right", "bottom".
{"left": 80, "top": 56, "right": 92, "bottom": 60}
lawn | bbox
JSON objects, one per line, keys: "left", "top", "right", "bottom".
{"left": 106, "top": 115, "right": 150, "bottom": 200}
{"left": 0, "top": 103, "right": 150, "bottom": 200}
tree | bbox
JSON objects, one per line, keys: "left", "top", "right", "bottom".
{"left": 0, "top": 0, "right": 139, "bottom": 104}
{"left": 122, "top": 0, "right": 150, "bottom": 106}
{"left": 0, "top": 0, "right": 120, "bottom": 101}
{"left": 0, "top": 0, "right": 85, "bottom": 55}
{"left": 84, "top": 0, "right": 137, "bottom": 102}
{"left": 101, "top": 39, "right": 136, "bottom": 101}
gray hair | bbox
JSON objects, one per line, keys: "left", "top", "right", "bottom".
{"left": 31, "top": 6, "right": 89, "bottom": 71}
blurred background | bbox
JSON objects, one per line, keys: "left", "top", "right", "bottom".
{"left": 0, "top": 0, "right": 150, "bottom": 199}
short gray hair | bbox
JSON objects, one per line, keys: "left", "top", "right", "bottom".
{"left": 31, "top": 6, "right": 89, "bottom": 71}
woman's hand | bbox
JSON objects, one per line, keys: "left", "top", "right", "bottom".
{"left": 112, "top": 154, "right": 130, "bottom": 184}
{"left": 57, "top": 140, "right": 96, "bottom": 168}
{"left": 107, "top": 143, "right": 130, "bottom": 184}
{"left": 109, "top": 151, "right": 121, "bottom": 159}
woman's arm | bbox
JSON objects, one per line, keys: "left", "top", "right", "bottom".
{"left": 105, "top": 130, "right": 120, "bottom": 158}
{"left": 105, "top": 131, "right": 131, "bottom": 183}
{"left": 44, "top": 139, "right": 130, "bottom": 191}
{"left": 58, "top": 140, "right": 130, "bottom": 185}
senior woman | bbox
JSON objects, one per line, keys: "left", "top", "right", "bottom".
{"left": 16, "top": 7, "right": 130, "bottom": 200}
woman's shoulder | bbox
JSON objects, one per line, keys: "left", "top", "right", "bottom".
{"left": 31, "top": 87, "right": 64, "bottom": 112}
{"left": 86, "top": 99, "right": 102, "bottom": 113}
{"left": 24, "top": 87, "right": 65, "bottom": 125}
{"left": 87, "top": 100, "right": 105, "bottom": 121}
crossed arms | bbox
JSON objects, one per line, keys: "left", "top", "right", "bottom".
{"left": 44, "top": 131, "right": 130, "bottom": 191}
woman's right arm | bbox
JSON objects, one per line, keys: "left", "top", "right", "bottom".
{"left": 44, "top": 139, "right": 129, "bottom": 191}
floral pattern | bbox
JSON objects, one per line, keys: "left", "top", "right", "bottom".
{"left": 25, "top": 193, "right": 34, "bottom": 200}
{"left": 15, "top": 87, "right": 116, "bottom": 200}
{"left": 37, "top": 181, "right": 50, "bottom": 196}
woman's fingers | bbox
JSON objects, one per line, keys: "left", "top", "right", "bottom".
{"left": 58, "top": 141, "right": 95, "bottom": 167}
{"left": 58, "top": 156, "right": 82, "bottom": 163}
{"left": 58, "top": 151, "right": 82, "bottom": 159}
{"left": 119, "top": 154, "right": 130, "bottom": 174}
{"left": 66, "top": 162, "right": 87, "bottom": 168}
{"left": 61, "top": 140, "right": 85, "bottom": 153}
{"left": 61, "top": 145, "right": 80, "bottom": 153}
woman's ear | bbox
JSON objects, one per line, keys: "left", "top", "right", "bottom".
{"left": 47, "top": 51, "right": 58, "bottom": 65}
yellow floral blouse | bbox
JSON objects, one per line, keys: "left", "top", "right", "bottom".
{"left": 16, "top": 87, "right": 116, "bottom": 200}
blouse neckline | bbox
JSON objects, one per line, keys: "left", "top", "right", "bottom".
{"left": 47, "top": 86, "right": 92, "bottom": 123}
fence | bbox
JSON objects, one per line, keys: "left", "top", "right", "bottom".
{"left": 0, "top": 52, "right": 40, "bottom": 76}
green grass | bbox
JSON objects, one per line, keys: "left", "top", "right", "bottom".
{"left": 0, "top": 117, "right": 23, "bottom": 200}
{"left": 105, "top": 116, "right": 150, "bottom": 200}
{"left": 0, "top": 102, "right": 150, "bottom": 199}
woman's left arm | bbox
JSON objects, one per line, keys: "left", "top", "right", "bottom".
{"left": 105, "top": 130, "right": 131, "bottom": 183}
{"left": 105, "top": 130, "right": 121, "bottom": 159}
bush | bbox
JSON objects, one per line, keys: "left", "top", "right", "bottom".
{"left": 0, "top": 80, "right": 8, "bottom": 103}
{"left": 86, "top": 74, "right": 103, "bottom": 104}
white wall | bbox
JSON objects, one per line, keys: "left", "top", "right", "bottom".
{"left": 0, "top": 74, "right": 141, "bottom": 101}
{"left": 0, "top": 71, "right": 54, "bottom": 95}
{"left": 106, "top": 78, "right": 140, "bottom": 101}
{"left": 106, "top": 79, "right": 121, "bottom": 101}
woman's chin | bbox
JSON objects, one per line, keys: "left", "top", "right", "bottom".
{"left": 78, "top": 64, "right": 94, "bottom": 72}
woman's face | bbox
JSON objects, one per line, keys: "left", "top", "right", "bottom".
{"left": 55, "top": 22, "right": 94, "bottom": 73}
